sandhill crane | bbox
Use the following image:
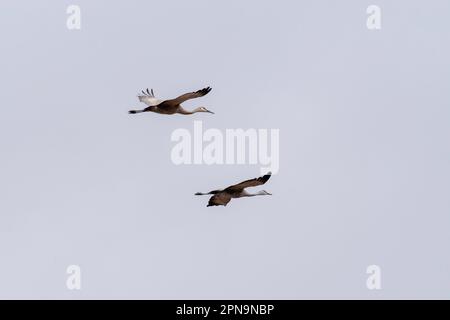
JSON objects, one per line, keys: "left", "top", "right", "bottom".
{"left": 128, "top": 87, "right": 214, "bottom": 115}
{"left": 195, "top": 172, "right": 272, "bottom": 207}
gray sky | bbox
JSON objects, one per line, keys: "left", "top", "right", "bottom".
{"left": 0, "top": 0, "right": 449, "bottom": 299}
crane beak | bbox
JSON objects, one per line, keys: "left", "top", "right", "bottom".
{"left": 203, "top": 108, "right": 214, "bottom": 114}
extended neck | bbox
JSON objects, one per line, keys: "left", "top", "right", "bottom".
{"left": 177, "top": 107, "right": 202, "bottom": 115}
{"left": 242, "top": 190, "right": 270, "bottom": 197}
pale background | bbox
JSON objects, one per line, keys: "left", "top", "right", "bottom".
{"left": 0, "top": 0, "right": 449, "bottom": 299}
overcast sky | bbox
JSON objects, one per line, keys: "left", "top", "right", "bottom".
{"left": 0, "top": 0, "right": 449, "bottom": 299}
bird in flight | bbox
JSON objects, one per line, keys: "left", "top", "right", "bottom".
{"left": 195, "top": 172, "right": 272, "bottom": 207}
{"left": 128, "top": 87, "right": 214, "bottom": 115}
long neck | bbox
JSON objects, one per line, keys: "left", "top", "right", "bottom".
{"left": 241, "top": 190, "right": 265, "bottom": 197}
{"left": 177, "top": 106, "right": 202, "bottom": 115}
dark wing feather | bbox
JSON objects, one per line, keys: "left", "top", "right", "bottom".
{"left": 141, "top": 88, "right": 155, "bottom": 97}
{"left": 169, "top": 87, "right": 212, "bottom": 105}
{"left": 207, "top": 192, "right": 232, "bottom": 207}
{"left": 224, "top": 172, "right": 272, "bottom": 193}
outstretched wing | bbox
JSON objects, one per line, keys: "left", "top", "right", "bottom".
{"left": 224, "top": 172, "right": 272, "bottom": 193}
{"left": 138, "top": 88, "right": 162, "bottom": 106}
{"left": 207, "top": 193, "right": 232, "bottom": 207}
{"left": 169, "top": 87, "right": 212, "bottom": 105}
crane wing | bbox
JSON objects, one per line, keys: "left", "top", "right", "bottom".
{"left": 224, "top": 172, "right": 272, "bottom": 193}
{"left": 138, "top": 88, "right": 162, "bottom": 106}
{"left": 169, "top": 87, "right": 212, "bottom": 105}
{"left": 207, "top": 193, "right": 232, "bottom": 207}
